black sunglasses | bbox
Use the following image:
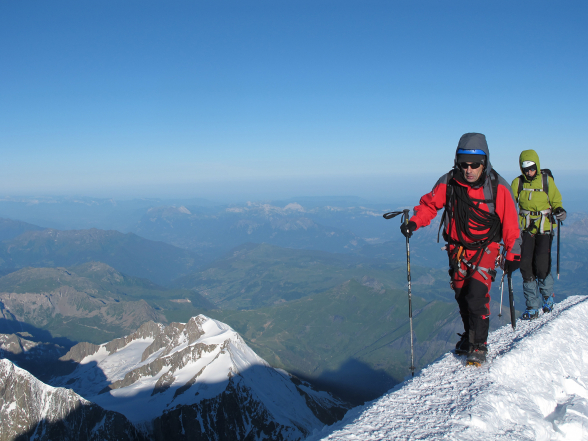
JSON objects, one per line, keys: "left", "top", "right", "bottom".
{"left": 522, "top": 165, "right": 537, "bottom": 174}
{"left": 459, "top": 162, "right": 482, "bottom": 170}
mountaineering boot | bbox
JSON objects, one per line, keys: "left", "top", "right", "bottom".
{"left": 455, "top": 333, "right": 470, "bottom": 355}
{"left": 542, "top": 295, "right": 555, "bottom": 313}
{"left": 466, "top": 343, "right": 487, "bottom": 367}
{"left": 521, "top": 309, "right": 539, "bottom": 320}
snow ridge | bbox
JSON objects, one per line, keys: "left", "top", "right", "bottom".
{"left": 308, "top": 295, "right": 588, "bottom": 441}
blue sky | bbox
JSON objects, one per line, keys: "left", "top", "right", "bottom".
{"left": 1, "top": 0, "right": 586, "bottom": 202}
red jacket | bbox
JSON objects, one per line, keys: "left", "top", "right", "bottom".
{"left": 411, "top": 170, "right": 522, "bottom": 261}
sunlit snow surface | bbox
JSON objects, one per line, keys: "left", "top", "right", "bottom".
{"left": 308, "top": 295, "right": 588, "bottom": 441}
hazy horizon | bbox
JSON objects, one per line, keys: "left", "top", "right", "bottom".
{"left": 2, "top": 168, "right": 587, "bottom": 209}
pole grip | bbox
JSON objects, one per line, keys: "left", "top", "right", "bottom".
{"left": 403, "top": 209, "right": 411, "bottom": 282}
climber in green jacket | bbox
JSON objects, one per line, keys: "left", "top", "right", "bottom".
{"left": 511, "top": 149, "right": 566, "bottom": 320}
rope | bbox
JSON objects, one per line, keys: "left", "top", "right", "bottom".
{"left": 448, "top": 178, "right": 502, "bottom": 279}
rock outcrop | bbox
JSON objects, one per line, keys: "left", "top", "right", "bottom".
{"left": 0, "top": 359, "right": 146, "bottom": 441}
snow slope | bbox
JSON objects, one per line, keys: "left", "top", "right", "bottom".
{"left": 308, "top": 295, "right": 588, "bottom": 441}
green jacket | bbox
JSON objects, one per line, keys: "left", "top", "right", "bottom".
{"left": 511, "top": 149, "right": 563, "bottom": 234}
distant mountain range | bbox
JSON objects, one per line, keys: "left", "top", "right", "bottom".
{"left": 0, "top": 217, "right": 44, "bottom": 242}
{"left": 0, "top": 226, "right": 204, "bottom": 286}
{"left": 3, "top": 205, "right": 586, "bottom": 292}
{"left": 131, "top": 202, "right": 373, "bottom": 262}
{"left": 0, "top": 196, "right": 219, "bottom": 231}
{"left": 0, "top": 262, "right": 213, "bottom": 345}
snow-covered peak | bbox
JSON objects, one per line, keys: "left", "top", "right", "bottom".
{"left": 284, "top": 202, "right": 305, "bottom": 212}
{"left": 52, "top": 314, "right": 349, "bottom": 439}
{"left": 308, "top": 295, "right": 588, "bottom": 441}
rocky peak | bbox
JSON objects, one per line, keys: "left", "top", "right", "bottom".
{"left": 0, "top": 359, "right": 146, "bottom": 441}
{"left": 0, "top": 333, "right": 25, "bottom": 354}
{"left": 140, "top": 321, "right": 185, "bottom": 361}
{"left": 105, "top": 320, "right": 164, "bottom": 357}
{"left": 60, "top": 341, "right": 101, "bottom": 363}
{"left": 133, "top": 320, "right": 164, "bottom": 340}
{"left": 138, "top": 316, "right": 207, "bottom": 362}
{"left": 184, "top": 315, "right": 207, "bottom": 343}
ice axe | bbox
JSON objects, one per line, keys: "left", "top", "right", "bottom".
{"left": 383, "top": 209, "right": 415, "bottom": 377}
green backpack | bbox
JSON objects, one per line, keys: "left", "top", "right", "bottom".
{"left": 516, "top": 169, "right": 555, "bottom": 234}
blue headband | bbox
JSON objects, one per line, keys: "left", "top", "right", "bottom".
{"left": 457, "top": 148, "right": 486, "bottom": 155}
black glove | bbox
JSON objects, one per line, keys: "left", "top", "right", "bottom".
{"left": 554, "top": 207, "right": 567, "bottom": 221}
{"left": 400, "top": 221, "right": 417, "bottom": 238}
{"left": 504, "top": 258, "right": 521, "bottom": 274}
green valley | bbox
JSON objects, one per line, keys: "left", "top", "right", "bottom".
{"left": 174, "top": 242, "right": 453, "bottom": 309}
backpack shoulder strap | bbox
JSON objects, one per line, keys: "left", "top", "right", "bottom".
{"left": 541, "top": 169, "right": 550, "bottom": 203}
{"left": 489, "top": 169, "right": 503, "bottom": 242}
{"left": 490, "top": 169, "right": 499, "bottom": 206}
{"left": 437, "top": 169, "right": 455, "bottom": 243}
{"left": 446, "top": 169, "right": 455, "bottom": 204}
{"left": 517, "top": 175, "right": 524, "bottom": 203}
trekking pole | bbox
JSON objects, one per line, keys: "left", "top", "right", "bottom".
{"left": 403, "top": 209, "right": 415, "bottom": 377}
{"left": 507, "top": 272, "right": 516, "bottom": 330}
{"left": 383, "top": 209, "right": 415, "bottom": 377}
{"left": 498, "top": 272, "right": 505, "bottom": 318}
{"left": 497, "top": 246, "right": 506, "bottom": 318}
{"left": 557, "top": 219, "right": 562, "bottom": 280}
